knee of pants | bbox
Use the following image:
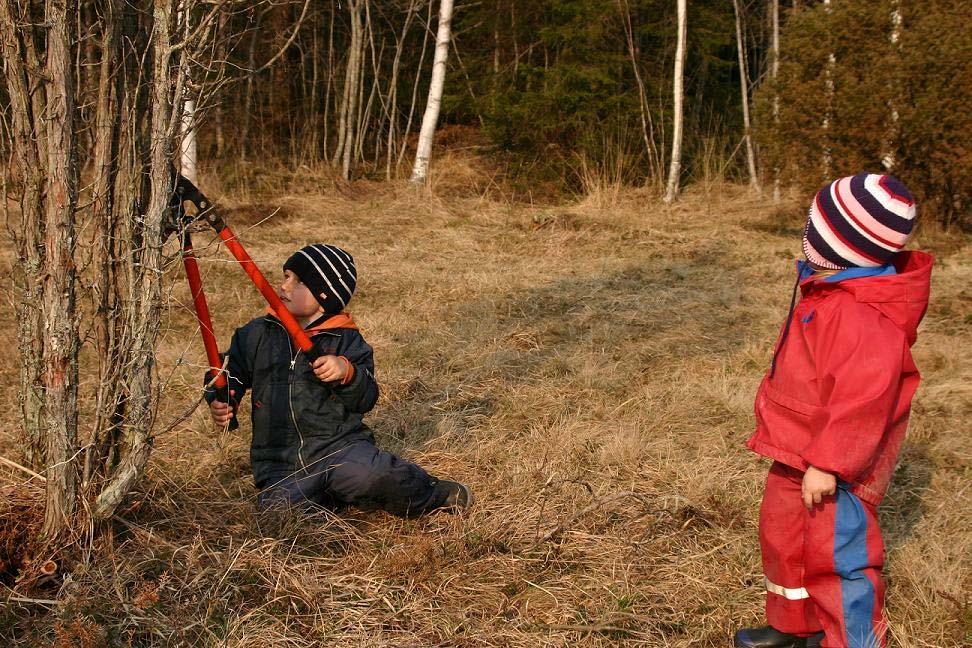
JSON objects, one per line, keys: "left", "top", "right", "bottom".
{"left": 326, "top": 446, "right": 435, "bottom": 507}
{"left": 257, "top": 469, "right": 328, "bottom": 510}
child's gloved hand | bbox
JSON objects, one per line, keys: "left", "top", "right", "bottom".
{"left": 311, "top": 355, "right": 353, "bottom": 384}
{"left": 802, "top": 465, "right": 837, "bottom": 510}
{"left": 209, "top": 390, "right": 236, "bottom": 427}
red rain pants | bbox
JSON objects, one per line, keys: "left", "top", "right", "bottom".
{"left": 759, "top": 462, "right": 887, "bottom": 648}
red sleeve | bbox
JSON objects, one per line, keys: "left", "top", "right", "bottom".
{"left": 801, "top": 302, "right": 905, "bottom": 484}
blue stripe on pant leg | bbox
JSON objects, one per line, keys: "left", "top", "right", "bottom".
{"left": 834, "top": 488, "right": 878, "bottom": 648}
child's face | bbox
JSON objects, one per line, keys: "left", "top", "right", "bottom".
{"left": 278, "top": 270, "right": 325, "bottom": 321}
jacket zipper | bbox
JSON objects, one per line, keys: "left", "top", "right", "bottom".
{"left": 266, "top": 317, "right": 341, "bottom": 472}
{"left": 270, "top": 318, "right": 309, "bottom": 472}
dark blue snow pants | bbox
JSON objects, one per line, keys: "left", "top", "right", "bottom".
{"left": 255, "top": 440, "right": 450, "bottom": 518}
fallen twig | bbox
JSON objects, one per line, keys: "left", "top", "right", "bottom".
{"left": 6, "top": 595, "right": 59, "bottom": 606}
{"left": 0, "top": 454, "right": 46, "bottom": 483}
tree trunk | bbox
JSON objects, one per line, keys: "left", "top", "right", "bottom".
{"left": 882, "top": 0, "right": 901, "bottom": 171}
{"left": 397, "top": 0, "right": 433, "bottom": 170}
{"left": 341, "top": 0, "right": 365, "bottom": 179}
{"left": 822, "top": 0, "right": 835, "bottom": 179}
{"left": 733, "top": 0, "right": 760, "bottom": 193}
{"left": 93, "top": 0, "right": 184, "bottom": 521}
{"left": 618, "top": 0, "right": 660, "bottom": 184}
{"left": 409, "top": 0, "right": 454, "bottom": 185}
{"left": 771, "top": 0, "right": 781, "bottom": 201}
{"left": 0, "top": 0, "right": 47, "bottom": 471}
{"left": 385, "top": 1, "right": 417, "bottom": 179}
{"left": 180, "top": 98, "right": 198, "bottom": 184}
{"left": 89, "top": 0, "right": 124, "bottom": 487}
{"left": 323, "top": 0, "right": 336, "bottom": 163}
{"left": 663, "top": 0, "right": 687, "bottom": 204}
{"left": 40, "top": 0, "right": 80, "bottom": 539}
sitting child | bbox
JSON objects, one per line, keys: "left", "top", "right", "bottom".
{"left": 209, "top": 243, "right": 472, "bottom": 517}
{"left": 735, "top": 174, "right": 931, "bottom": 648}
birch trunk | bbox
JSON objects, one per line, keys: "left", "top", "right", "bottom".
{"left": 397, "top": 0, "right": 433, "bottom": 169}
{"left": 771, "top": 0, "right": 781, "bottom": 201}
{"left": 180, "top": 98, "right": 198, "bottom": 184}
{"left": 322, "top": 0, "right": 335, "bottom": 163}
{"left": 410, "top": 0, "right": 454, "bottom": 185}
{"left": 619, "top": 0, "right": 659, "bottom": 183}
{"left": 386, "top": 1, "right": 418, "bottom": 179}
{"left": 339, "top": 0, "right": 364, "bottom": 179}
{"left": 334, "top": 0, "right": 360, "bottom": 167}
{"left": 882, "top": 0, "right": 901, "bottom": 171}
{"left": 822, "top": 0, "right": 835, "bottom": 178}
{"left": 663, "top": 0, "right": 687, "bottom": 204}
{"left": 733, "top": 0, "right": 760, "bottom": 192}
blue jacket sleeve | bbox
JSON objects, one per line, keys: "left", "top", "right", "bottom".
{"left": 330, "top": 329, "right": 379, "bottom": 414}
{"left": 204, "top": 327, "right": 253, "bottom": 408}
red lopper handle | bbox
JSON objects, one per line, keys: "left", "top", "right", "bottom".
{"left": 215, "top": 226, "right": 322, "bottom": 361}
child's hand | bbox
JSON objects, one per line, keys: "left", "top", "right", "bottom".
{"left": 311, "top": 355, "right": 351, "bottom": 383}
{"left": 209, "top": 390, "right": 236, "bottom": 427}
{"left": 802, "top": 465, "right": 837, "bottom": 510}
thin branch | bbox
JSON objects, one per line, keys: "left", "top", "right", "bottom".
{"left": 0, "top": 454, "right": 47, "bottom": 482}
{"left": 247, "top": 0, "right": 312, "bottom": 74}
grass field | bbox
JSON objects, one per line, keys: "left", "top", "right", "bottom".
{"left": 1, "top": 162, "right": 970, "bottom": 646}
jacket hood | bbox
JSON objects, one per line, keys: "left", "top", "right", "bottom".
{"left": 804, "top": 251, "right": 933, "bottom": 345}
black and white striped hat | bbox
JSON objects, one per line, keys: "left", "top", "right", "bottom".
{"left": 283, "top": 244, "right": 357, "bottom": 313}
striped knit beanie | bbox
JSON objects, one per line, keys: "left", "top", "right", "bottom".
{"left": 803, "top": 173, "right": 917, "bottom": 269}
{"left": 283, "top": 244, "right": 357, "bottom": 313}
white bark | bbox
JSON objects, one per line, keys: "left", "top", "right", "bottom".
{"left": 771, "top": 0, "right": 780, "bottom": 201}
{"left": 385, "top": 1, "right": 418, "bottom": 179}
{"left": 619, "top": 0, "right": 659, "bottom": 182}
{"left": 822, "top": 0, "right": 834, "bottom": 178}
{"left": 409, "top": 0, "right": 454, "bottom": 185}
{"left": 663, "top": 0, "right": 687, "bottom": 203}
{"left": 734, "top": 0, "right": 760, "bottom": 193}
{"left": 882, "top": 0, "right": 901, "bottom": 171}
{"left": 180, "top": 98, "right": 198, "bottom": 184}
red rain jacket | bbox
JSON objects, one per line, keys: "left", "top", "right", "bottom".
{"left": 747, "top": 251, "right": 932, "bottom": 506}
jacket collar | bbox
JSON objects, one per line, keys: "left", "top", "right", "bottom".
{"left": 263, "top": 309, "right": 358, "bottom": 334}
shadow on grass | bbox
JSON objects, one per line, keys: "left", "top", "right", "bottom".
{"left": 880, "top": 441, "right": 934, "bottom": 553}
{"left": 374, "top": 245, "right": 757, "bottom": 450}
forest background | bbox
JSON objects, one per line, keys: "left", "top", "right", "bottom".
{"left": 0, "top": 0, "right": 970, "bottom": 645}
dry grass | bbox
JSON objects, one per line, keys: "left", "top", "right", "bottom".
{"left": 0, "top": 167, "right": 969, "bottom": 646}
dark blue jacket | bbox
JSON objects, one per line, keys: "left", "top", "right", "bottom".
{"left": 210, "top": 313, "right": 379, "bottom": 488}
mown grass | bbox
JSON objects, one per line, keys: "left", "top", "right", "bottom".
{"left": 0, "top": 159, "right": 969, "bottom": 646}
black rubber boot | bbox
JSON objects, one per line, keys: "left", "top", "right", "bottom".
{"left": 437, "top": 480, "right": 473, "bottom": 513}
{"left": 733, "top": 626, "right": 824, "bottom": 648}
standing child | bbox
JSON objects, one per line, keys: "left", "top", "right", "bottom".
{"left": 208, "top": 243, "right": 472, "bottom": 517}
{"left": 734, "top": 174, "right": 932, "bottom": 648}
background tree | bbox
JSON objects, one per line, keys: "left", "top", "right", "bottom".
{"left": 664, "top": 0, "right": 688, "bottom": 203}
{"left": 755, "top": 0, "right": 972, "bottom": 229}
{"left": 410, "top": 0, "right": 454, "bottom": 184}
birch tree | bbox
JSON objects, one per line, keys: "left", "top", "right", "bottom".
{"left": 410, "top": 0, "right": 454, "bottom": 185}
{"left": 822, "top": 0, "right": 835, "bottom": 178}
{"left": 619, "top": 0, "right": 660, "bottom": 183}
{"left": 733, "top": 0, "right": 760, "bottom": 193}
{"left": 663, "top": 0, "right": 688, "bottom": 203}
{"left": 770, "top": 0, "right": 780, "bottom": 201}
{"left": 882, "top": 0, "right": 901, "bottom": 171}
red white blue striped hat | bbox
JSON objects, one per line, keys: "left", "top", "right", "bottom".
{"left": 803, "top": 173, "right": 917, "bottom": 269}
